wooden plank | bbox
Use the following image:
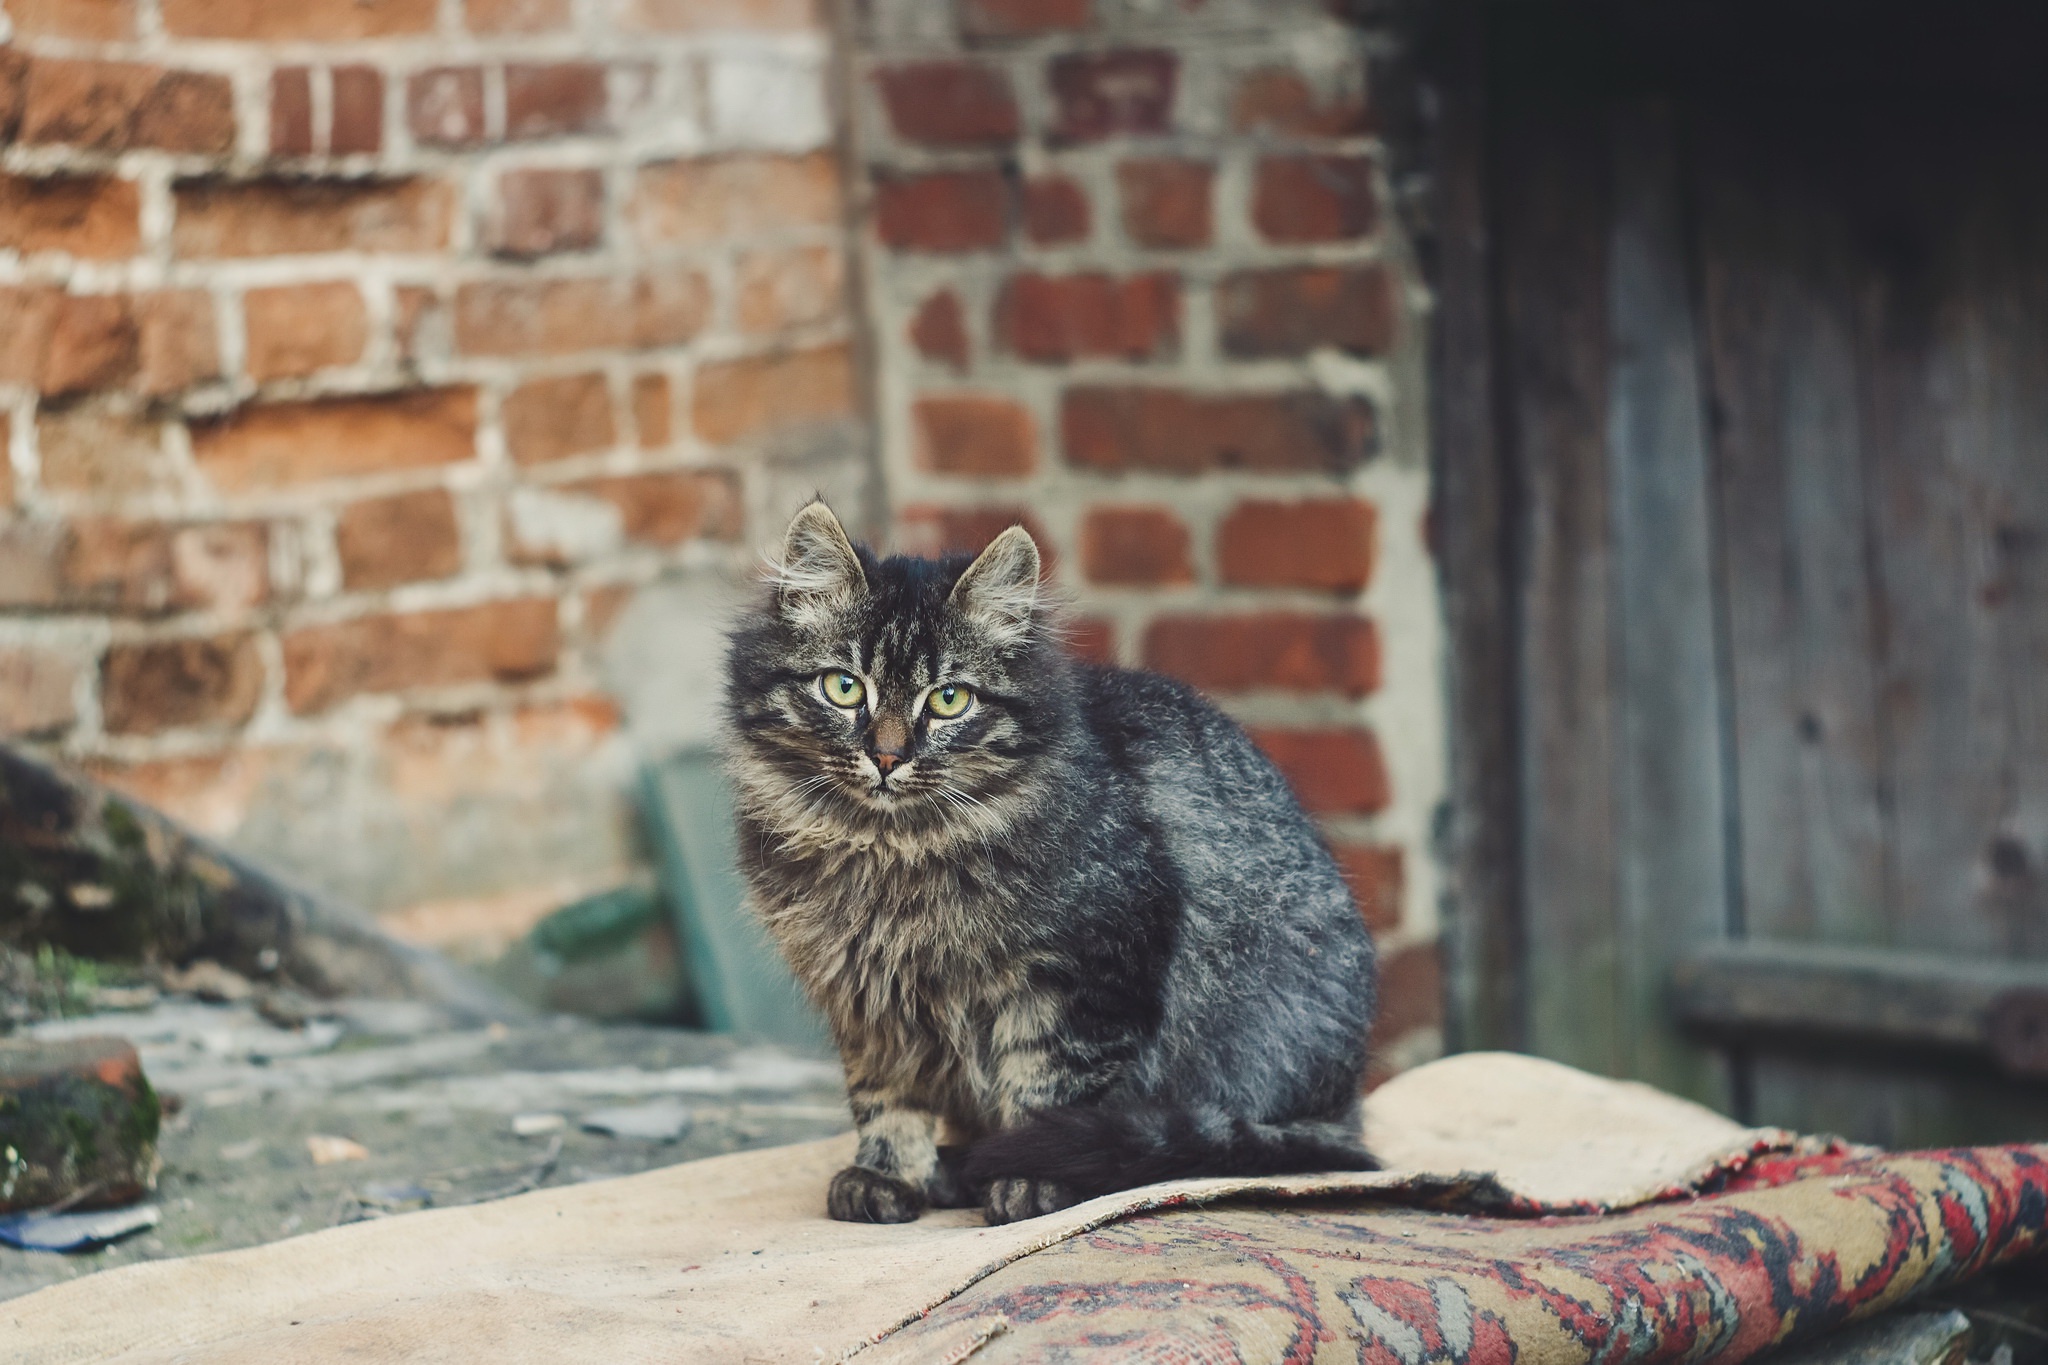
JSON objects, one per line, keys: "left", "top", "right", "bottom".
{"left": 1494, "top": 87, "right": 1623, "bottom": 1077}
{"left": 1602, "top": 99, "right": 1734, "bottom": 1107}
{"left": 1430, "top": 0, "right": 1525, "bottom": 1054}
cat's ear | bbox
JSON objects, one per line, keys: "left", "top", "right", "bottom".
{"left": 949, "top": 525, "right": 1041, "bottom": 641}
{"left": 773, "top": 500, "right": 865, "bottom": 623}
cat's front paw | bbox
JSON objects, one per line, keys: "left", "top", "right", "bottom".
{"left": 827, "top": 1165, "right": 926, "bottom": 1223}
{"left": 982, "top": 1177, "right": 1077, "bottom": 1225}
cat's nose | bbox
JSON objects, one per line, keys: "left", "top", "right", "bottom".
{"left": 874, "top": 751, "right": 904, "bottom": 774}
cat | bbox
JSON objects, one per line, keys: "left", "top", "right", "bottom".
{"left": 723, "top": 501, "right": 1379, "bottom": 1225}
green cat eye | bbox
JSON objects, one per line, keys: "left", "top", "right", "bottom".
{"left": 925, "top": 684, "right": 973, "bottom": 720}
{"left": 819, "top": 671, "right": 865, "bottom": 708}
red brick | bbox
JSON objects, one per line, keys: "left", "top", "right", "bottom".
{"left": 1048, "top": 50, "right": 1175, "bottom": 143}
{"left": 621, "top": 0, "right": 815, "bottom": 28}
{"left": 1332, "top": 843, "right": 1403, "bottom": 936}
{"left": 633, "top": 373, "right": 672, "bottom": 447}
{"left": 692, "top": 344, "right": 853, "bottom": 444}
{"left": 30, "top": 521, "right": 265, "bottom": 619}
{"left": 139, "top": 71, "right": 238, "bottom": 153}
{"left": 961, "top": 0, "right": 1089, "bottom": 37}
{"left": 408, "top": 67, "right": 486, "bottom": 148}
{"left": 173, "top": 177, "right": 454, "bottom": 258}
{"left": 452, "top": 272, "right": 710, "bottom": 356}
{"left": 36, "top": 404, "right": 172, "bottom": 497}
{"left": 21, "top": 59, "right": 234, "bottom": 156}
{"left": 1118, "top": 159, "right": 1210, "bottom": 249}
{"left": 1064, "top": 616, "right": 1116, "bottom": 665}
{"left": 282, "top": 599, "right": 560, "bottom": 714}
{"left": 1216, "top": 264, "right": 1398, "bottom": 359}
{"left": 897, "top": 505, "right": 1054, "bottom": 573}
{"left": 1254, "top": 155, "right": 1379, "bottom": 244}
{"left": 874, "top": 170, "right": 1007, "bottom": 253}
{"left": 0, "top": 645, "right": 79, "bottom": 739}
{"left": 10, "top": 0, "right": 135, "bottom": 39}
{"left": 632, "top": 153, "right": 838, "bottom": 246}
{"left": 0, "top": 286, "right": 63, "bottom": 387}
{"left": 192, "top": 388, "right": 478, "bottom": 492}
{"left": 876, "top": 63, "right": 1019, "bottom": 147}
{"left": 562, "top": 470, "right": 743, "bottom": 546}
{"left": 1232, "top": 67, "right": 1373, "bottom": 137}
{"left": 271, "top": 68, "right": 313, "bottom": 155}
{"left": 243, "top": 281, "right": 367, "bottom": 381}
{"left": 506, "top": 63, "right": 608, "bottom": 140}
{"left": 1371, "top": 942, "right": 1443, "bottom": 1050}
{"left": 492, "top": 168, "right": 605, "bottom": 258}
{"left": 41, "top": 294, "right": 138, "bottom": 397}
{"left": 502, "top": 372, "right": 616, "bottom": 465}
{"left": 1062, "top": 386, "right": 1376, "bottom": 476}
{"left": 335, "top": 488, "right": 463, "bottom": 590}
{"left": 1022, "top": 175, "right": 1089, "bottom": 245}
{"left": 164, "top": 0, "right": 435, "bottom": 38}
{"left": 465, "top": 0, "right": 571, "bottom": 30}
{"left": 1078, "top": 507, "right": 1191, "bottom": 586}
{"left": 331, "top": 66, "right": 384, "bottom": 155}
{"left": 136, "top": 290, "right": 220, "bottom": 396}
{"left": 735, "top": 244, "right": 844, "bottom": 334}
{"left": 0, "top": 412, "right": 10, "bottom": 510}
{"left": 912, "top": 395, "right": 1035, "bottom": 477}
{"left": 995, "top": 272, "right": 1176, "bottom": 363}
{"left": 1249, "top": 726, "right": 1390, "bottom": 816}
{"left": 0, "top": 173, "right": 140, "bottom": 259}
{"left": 102, "top": 634, "right": 263, "bottom": 735}
{"left": 1217, "top": 498, "right": 1376, "bottom": 593}
{"left": 0, "top": 53, "right": 22, "bottom": 143}
{"left": 910, "top": 290, "right": 969, "bottom": 372}
{"left": 1143, "top": 613, "right": 1380, "bottom": 697}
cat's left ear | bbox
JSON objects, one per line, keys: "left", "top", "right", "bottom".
{"left": 949, "top": 525, "right": 1041, "bottom": 641}
{"left": 774, "top": 500, "right": 866, "bottom": 624}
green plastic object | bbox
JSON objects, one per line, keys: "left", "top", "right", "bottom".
{"left": 641, "top": 750, "right": 828, "bottom": 1052}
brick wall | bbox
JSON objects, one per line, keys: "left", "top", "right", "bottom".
{"left": 847, "top": 0, "right": 1446, "bottom": 1073}
{"left": 0, "top": 0, "right": 873, "bottom": 953}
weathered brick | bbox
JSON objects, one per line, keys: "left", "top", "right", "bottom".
{"left": 0, "top": 173, "right": 140, "bottom": 259}
{"left": 162, "top": 0, "right": 435, "bottom": 39}
{"left": 1232, "top": 67, "right": 1373, "bottom": 137}
{"left": 910, "top": 290, "right": 969, "bottom": 371}
{"left": 1117, "top": 158, "right": 1211, "bottom": 250}
{"left": 912, "top": 395, "right": 1035, "bottom": 476}
{"left": 10, "top": 0, "right": 135, "bottom": 40}
{"left": 452, "top": 272, "right": 710, "bottom": 356}
{"left": 1217, "top": 498, "right": 1376, "bottom": 593}
{"left": 335, "top": 488, "right": 463, "bottom": 590}
{"left": 0, "top": 53, "right": 23, "bottom": 142}
{"left": 622, "top": 0, "right": 816, "bottom": 28}
{"left": 582, "top": 583, "right": 637, "bottom": 640}
{"left": 1254, "top": 155, "right": 1380, "bottom": 243}
{"left": 735, "top": 244, "right": 844, "bottom": 334}
{"left": 173, "top": 177, "right": 455, "bottom": 258}
{"left": 506, "top": 63, "right": 608, "bottom": 140}
{"left": 192, "top": 388, "right": 478, "bottom": 492}
{"left": 960, "top": 0, "right": 1089, "bottom": 37}
{"left": 897, "top": 504, "right": 1053, "bottom": 571}
{"left": 0, "top": 412, "right": 10, "bottom": 509}
{"left": 0, "top": 646, "right": 80, "bottom": 739}
{"left": 874, "top": 169, "right": 1007, "bottom": 253}
{"left": 394, "top": 285, "right": 442, "bottom": 366}
{"left": 139, "top": 71, "right": 239, "bottom": 154}
{"left": 243, "top": 281, "right": 368, "bottom": 381}
{"left": 563, "top": 469, "right": 743, "bottom": 545}
{"left": 282, "top": 599, "right": 559, "bottom": 713}
{"left": 632, "top": 373, "right": 672, "bottom": 448}
{"left": 876, "top": 63, "right": 1019, "bottom": 147}
{"left": 136, "top": 289, "right": 221, "bottom": 396}
{"left": 1062, "top": 386, "right": 1376, "bottom": 476}
{"left": 465, "top": 0, "right": 572, "bottom": 31}
{"left": 0, "top": 286, "right": 63, "bottom": 387}
{"left": 994, "top": 272, "right": 1177, "bottom": 363}
{"left": 41, "top": 294, "right": 138, "bottom": 397}
{"left": 1144, "top": 613, "right": 1380, "bottom": 696}
{"left": 36, "top": 404, "right": 173, "bottom": 496}
{"left": 491, "top": 168, "right": 605, "bottom": 258}
{"left": 1079, "top": 506, "right": 1191, "bottom": 586}
{"left": 1216, "top": 264, "right": 1398, "bottom": 359}
{"left": 1064, "top": 616, "right": 1116, "bottom": 664}
{"left": 632, "top": 153, "right": 838, "bottom": 246}
{"left": 331, "top": 66, "right": 384, "bottom": 155}
{"left": 1022, "top": 175, "right": 1089, "bottom": 245}
{"left": 270, "top": 68, "right": 313, "bottom": 155}
{"left": 21, "top": 59, "right": 234, "bottom": 155}
{"left": 53, "top": 519, "right": 269, "bottom": 615}
{"left": 692, "top": 344, "right": 853, "bottom": 444}
{"left": 502, "top": 372, "right": 616, "bottom": 465}
{"left": 408, "top": 67, "right": 486, "bottom": 148}
{"left": 1249, "top": 726, "right": 1390, "bottom": 816}
{"left": 1372, "top": 942, "right": 1443, "bottom": 1048}
{"left": 102, "top": 634, "right": 264, "bottom": 735}
{"left": 1048, "top": 50, "right": 1175, "bottom": 143}
{"left": 1332, "top": 842, "right": 1403, "bottom": 935}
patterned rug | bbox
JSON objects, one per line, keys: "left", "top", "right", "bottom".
{"left": 869, "top": 1146, "right": 2048, "bottom": 1363}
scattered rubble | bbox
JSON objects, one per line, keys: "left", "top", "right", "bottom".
{"left": 0, "top": 1037, "right": 160, "bottom": 1214}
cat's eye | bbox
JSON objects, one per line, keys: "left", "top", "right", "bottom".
{"left": 925, "top": 684, "right": 973, "bottom": 720}
{"left": 819, "top": 671, "right": 865, "bottom": 708}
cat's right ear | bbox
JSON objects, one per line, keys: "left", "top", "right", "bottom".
{"left": 772, "top": 500, "right": 866, "bottom": 625}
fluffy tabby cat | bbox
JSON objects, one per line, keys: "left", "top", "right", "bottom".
{"left": 724, "top": 501, "right": 1378, "bottom": 1226}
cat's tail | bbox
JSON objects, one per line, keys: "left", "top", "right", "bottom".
{"left": 962, "top": 1103, "right": 1377, "bottom": 1201}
